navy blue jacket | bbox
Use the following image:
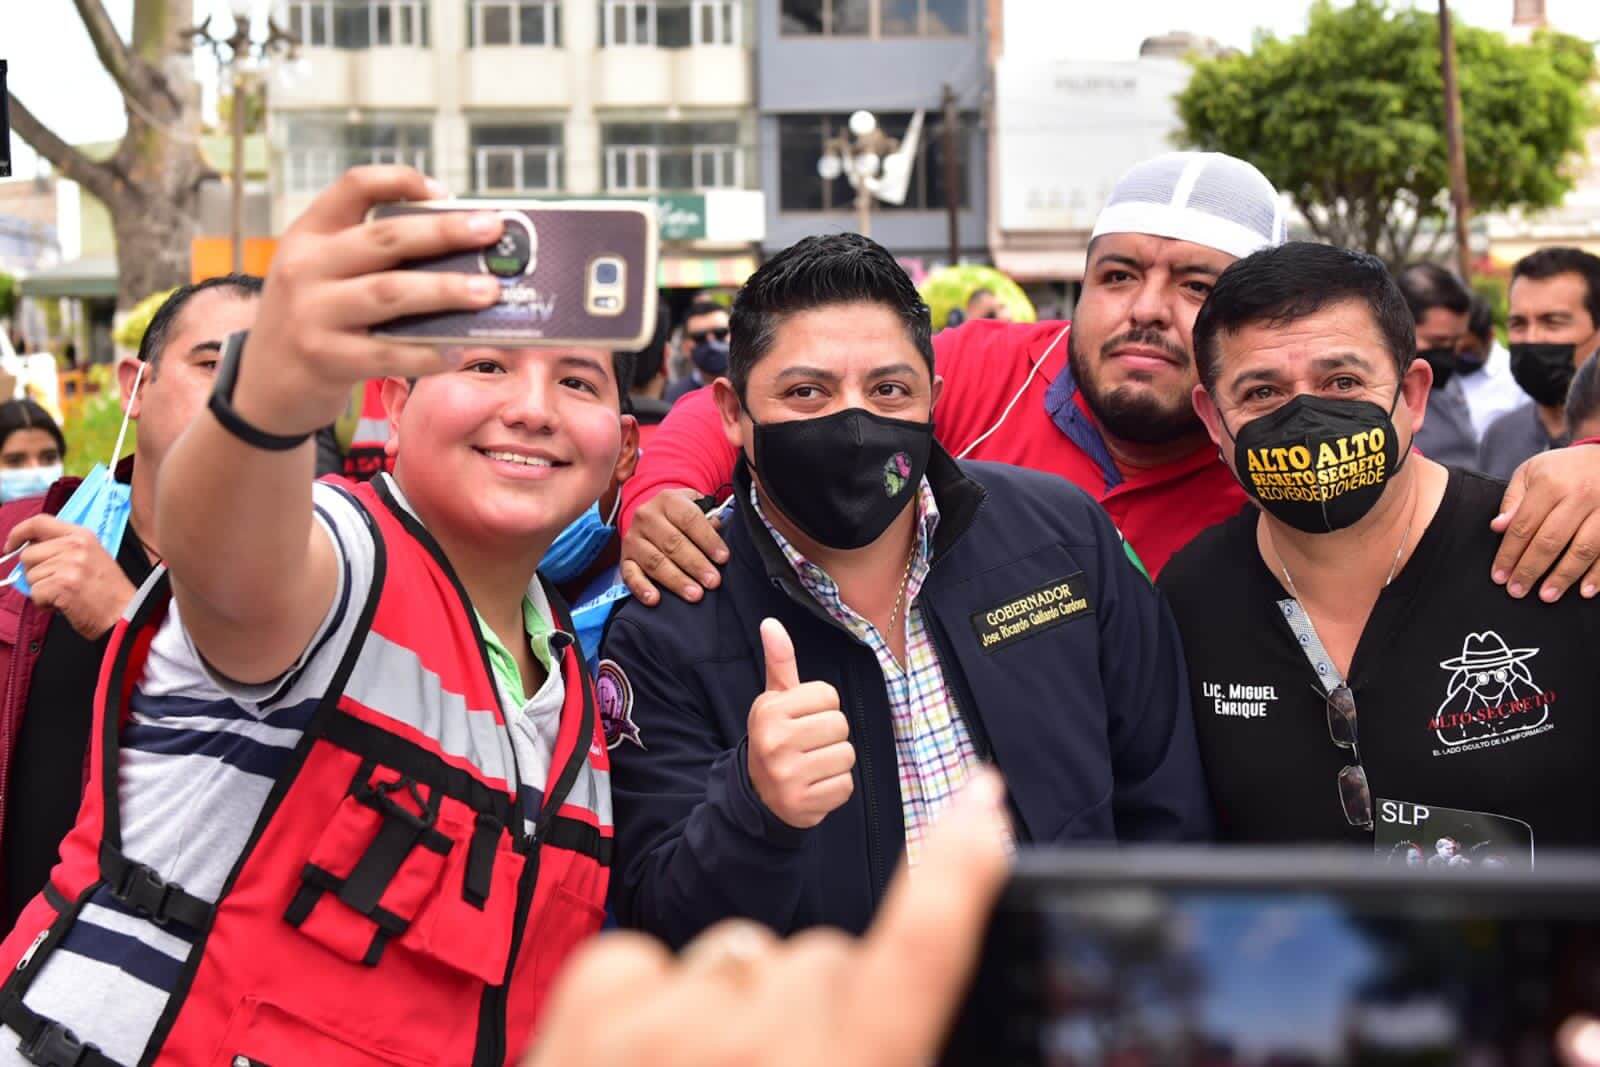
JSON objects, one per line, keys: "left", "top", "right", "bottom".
{"left": 602, "top": 448, "right": 1212, "bottom": 948}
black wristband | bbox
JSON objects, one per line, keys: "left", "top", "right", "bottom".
{"left": 208, "top": 330, "right": 313, "bottom": 452}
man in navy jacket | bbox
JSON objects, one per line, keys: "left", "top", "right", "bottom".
{"left": 600, "top": 234, "right": 1211, "bottom": 949}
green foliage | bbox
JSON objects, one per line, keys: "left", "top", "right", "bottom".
{"left": 1471, "top": 270, "right": 1510, "bottom": 342}
{"left": 113, "top": 287, "right": 176, "bottom": 352}
{"left": 37, "top": 298, "right": 62, "bottom": 340}
{"left": 61, "top": 365, "right": 134, "bottom": 477}
{"left": 918, "top": 265, "right": 1037, "bottom": 331}
{"left": 217, "top": 84, "right": 267, "bottom": 135}
{"left": 0, "top": 273, "right": 16, "bottom": 322}
{"left": 1177, "top": 0, "right": 1598, "bottom": 265}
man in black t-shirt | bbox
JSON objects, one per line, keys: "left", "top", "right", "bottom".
{"left": 1160, "top": 243, "right": 1600, "bottom": 858}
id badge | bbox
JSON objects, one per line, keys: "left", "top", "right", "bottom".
{"left": 1374, "top": 799, "right": 1534, "bottom": 870}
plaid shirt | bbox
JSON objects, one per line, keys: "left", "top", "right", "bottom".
{"left": 752, "top": 480, "right": 981, "bottom": 866}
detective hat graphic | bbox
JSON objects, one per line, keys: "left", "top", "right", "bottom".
{"left": 1439, "top": 631, "right": 1538, "bottom": 672}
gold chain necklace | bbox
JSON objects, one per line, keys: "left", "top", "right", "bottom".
{"left": 888, "top": 539, "right": 919, "bottom": 635}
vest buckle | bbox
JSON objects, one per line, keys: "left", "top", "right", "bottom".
{"left": 19, "top": 1019, "right": 98, "bottom": 1067}
{"left": 358, "top": 775, "right": 438, "bottom": 834}
{"left": 112, "top": 862, "right": 177, "bottom": 927}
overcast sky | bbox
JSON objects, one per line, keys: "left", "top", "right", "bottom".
{"left": 6, "top": 0, "right": 1600, "bottom": 178}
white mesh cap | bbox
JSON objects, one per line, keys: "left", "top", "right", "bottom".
{"left": 1089, "top": 152, "right": 1287, "bottom": 260}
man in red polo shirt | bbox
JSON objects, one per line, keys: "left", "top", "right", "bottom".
{"left": 617, "top": 151, "right": 1600, "bottom": 603}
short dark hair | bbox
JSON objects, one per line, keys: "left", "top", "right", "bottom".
{"left": 1511, "top": 246, "right": 1600, "bottom": 331}
{"left": 728, "top": 233, "right": 933, "bottom": 399}
{"left": 1466, "top": 294, "right": 1494, "bottom": 344}
{"left": 1396, "top": 262, "right": 1471, "bottom": 322}
{"left": 684, "top": 299, "right": 728, "bottom": 324}
{"left": 137, "top": 274, "right": 264, "bottom": 370}
{"left": 0, "top": 399, "right": 65, "bottom": 459}
{"left": 1193, "top": 242, "right": 1415, "bottom": 392}
{"left": 622, "top": 307, "right": 670, "bottom": 391}
{"left": 1566, "top": 351, "right": 1600, "bottom": 432}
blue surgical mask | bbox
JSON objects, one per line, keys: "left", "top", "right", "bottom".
{"left": 571, "top": 578, "right": 630, "bottom": 667}
{"left": 540, "top": 492, "right": 621, "bottom": 584}
{"left": 3, "top": 364, "right": 142, "bottom": 593}
{"left": 0, "top": 464, "right": 63, "bottom": 503}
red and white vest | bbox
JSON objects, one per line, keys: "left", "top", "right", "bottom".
{"left": 343, "top": 381, "right": 394, "bottom": 482}
{"left": 0, "top": 479, "right": 611, "bottom": 1066}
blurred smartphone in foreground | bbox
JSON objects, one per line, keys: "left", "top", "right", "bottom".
{"left": 368, "top": 200, "right": 658, "bottom": 349}
{"left": 943, "top": 848, "right": 1600, "bottom": 1066}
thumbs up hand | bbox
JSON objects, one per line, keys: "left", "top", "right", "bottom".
{"left": 747, "top": 618, "right": 856, "bottom": 829}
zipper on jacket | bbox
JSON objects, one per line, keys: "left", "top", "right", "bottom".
{"left": 849, "top": 686, "right": 890, "bottom": 901}
{"left": 472, "top": 836, "right": 539, "bottom": 1067}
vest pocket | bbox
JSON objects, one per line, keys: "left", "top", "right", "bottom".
{"left": 404, "top": 811, "right": 525, "bottom": 985}
{"left": 284, "top": 763, "right": 455, "bottom": 966}
{"left": 216, "top": 995, "right": 437, "bottom": 1066}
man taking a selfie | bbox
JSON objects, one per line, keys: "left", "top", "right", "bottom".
{"left": 601, "top": 233, "right": 1211, "bottom": 950}
{"left": 0, "top": 168, "right": 626, "bottom": 1065}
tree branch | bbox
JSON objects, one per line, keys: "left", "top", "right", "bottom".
{"left": 73, "top": 0, "right": 145, "bottom": 104}
{"left": 7, "top": 92, "right": 119, "bottom": 205}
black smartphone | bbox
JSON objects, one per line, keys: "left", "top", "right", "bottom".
{"left": 367, "top": 200, "right": 658, "bottom": 349}
{"left": 943, "top": 847, "right": 1600, "bottom": 1066}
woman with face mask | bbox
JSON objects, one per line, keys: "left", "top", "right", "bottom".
{"left": 0, "top": 400, "right": 65, "bottom": 503}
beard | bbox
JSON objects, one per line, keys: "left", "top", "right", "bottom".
{"left": 1067, "top": 327, "right": 1204, "bottom": 446}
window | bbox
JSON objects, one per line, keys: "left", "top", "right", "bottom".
{"left": 779, "top": 0, "right": 962, "bottom": 36}
{"left": 692, "top": 0, "right": 737, "bottom": 43}
{"left": 287, "top": 2, "right": 431, "bottom": 48}
{"left": 601, "top": 0, "right": 653, "bottom": 45}
{"left": 470, "top": 124, "right": 563, "bottom": 192}
{"left": 602, "top": 122, "right": 743, "bottom": 192}
{"left": 881, "top": 0, "right": 964, "bottom": 35}
{"left": 468, "top": 0, "right": 561, "bottom": 44}
{"left": 777, "top": 112, "right": 968, "bottom": 213}
{"left": 285, "top": 118, "right": 433, "bottom": 193}
{"left": 599, "top": 1, "right": 736, "bottom": 47}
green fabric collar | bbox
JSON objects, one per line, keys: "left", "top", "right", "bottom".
{"left": 477, "top": 591, "right": 556, "bottom": 702}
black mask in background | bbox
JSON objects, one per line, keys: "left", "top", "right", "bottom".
{"left": 1222, "top": 393, "right": 1405, "bottom": 534}
{"left": 1417, "top": 347, "right": 1458, "bottom": 389}
{"left": 1509, "top": 343, "right": 1579, "bottom": 408}
{"left": 1456, "top": 346, "right": 1488, "bottom": 375}
{"left": 752, "top": 408, "right": 933, "bottom": 550}
{"left": 691, "top": 338, "right": 730, "bottom": 378}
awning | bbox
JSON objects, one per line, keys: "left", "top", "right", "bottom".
{"left": 659, "top": 254, "right": 758, "bottom": 289}
{"left": 993, "top": 248, "right": 1089, "bottom": 283}
{"left": 18, "top": 257, "right": 118, "bottom": 300}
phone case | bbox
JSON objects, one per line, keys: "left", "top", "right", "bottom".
{"left": 367, "top": 200, "right": 659, "bottom": 350}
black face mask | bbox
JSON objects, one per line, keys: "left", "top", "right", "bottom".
{"left": 751, "top": 408, "right": 933, "bottom": 550}
{"left": 1222, "top": 393, "right": 1405, "bottom": 534}
{"left": 1509, "top": 342, "right": 1578, "bottom": 407}
{"left": 1456, "top": 347, "right": 1487, "bottom": 375}
{"left": 1417, "top": 346, "right": 1457, "bottom": 389}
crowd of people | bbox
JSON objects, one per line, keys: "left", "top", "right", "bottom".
{"left": 0, "top": 149, "right": 1594, "bottom": 1064}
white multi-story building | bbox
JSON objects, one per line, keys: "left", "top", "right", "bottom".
{"left": 269, "top": 0, "right": 765, "bottom": 293}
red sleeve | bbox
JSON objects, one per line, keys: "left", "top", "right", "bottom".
{"left": 933, "top": 320, "right": 1067, "bottom": 457}
{"left": 619, "top": 387, "right": 739, "bottom": 533}
{"left": 932, "top": 321, "right": 990, "bottom": 454}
